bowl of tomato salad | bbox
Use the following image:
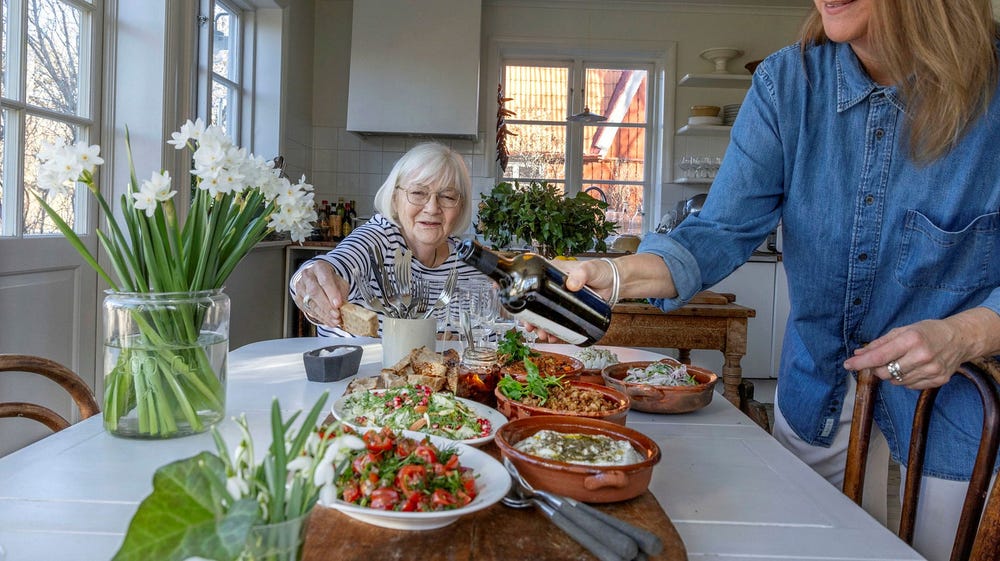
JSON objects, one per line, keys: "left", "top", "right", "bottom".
{"left": 322, "top": 427, "right": 510, "bottom": 530}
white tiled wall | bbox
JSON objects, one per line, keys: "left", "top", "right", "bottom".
{"left": 309, "top": 127, "right": 498, "bottom": 235}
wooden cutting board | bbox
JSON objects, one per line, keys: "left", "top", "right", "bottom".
{"left": 303, "top": 489, "right": 687, "bottom": 561}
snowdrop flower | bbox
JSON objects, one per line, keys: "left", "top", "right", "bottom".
{"left": 225, "top": 474, "right": 250, "bottom": 499}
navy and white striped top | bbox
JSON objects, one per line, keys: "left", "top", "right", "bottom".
{"left": 296, "top": 213, "right": 487, "bottom": 337}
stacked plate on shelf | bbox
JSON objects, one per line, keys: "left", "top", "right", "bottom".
{"left": 722, "top": 104, "right": 741, "bottom": 126}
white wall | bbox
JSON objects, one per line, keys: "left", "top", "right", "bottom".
{"left": 306, "top": 0, "right": 807, "bottom": 224}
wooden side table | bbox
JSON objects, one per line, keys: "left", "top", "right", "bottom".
{"left": 600, "top": 293, "right": 756, "bottom": 409}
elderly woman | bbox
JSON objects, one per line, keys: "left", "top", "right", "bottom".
{"left": 290, "top": 142, "right": 486, "bottom": 336}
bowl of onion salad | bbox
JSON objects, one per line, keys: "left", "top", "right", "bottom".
{"left": 332, "top": 384, "right": 506, "bottom": 446}
{"left": 601, "top": 359, "right": 718, "bottom": 414}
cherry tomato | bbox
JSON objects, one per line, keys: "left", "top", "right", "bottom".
{"left": 444, "top": 454, "right": 460, "bottom": 471}
{"left": 394, "top": 437, "right": 417, "bottom": 458}
{"left": 414, "top": 444, "right": 438, "bottom": 465}
{"left": 396, "top": 464, "right": 427, "bottom": 497}
{"left": 370, "top": 487, "right": 401, "bottom": 510}
{"left": 430, "top": 488, "right": 457, "bottom": 508}
{"left": 363, "top": 427, "right": 394, "bottom": 453}
{"left": 352, "top": 452, "right": 378, "bottom": 475}
{"left": 341, "top": 482, "right": 362, "bottom": 503}
{"left": 401, "top": 490, "right": 427, "bottom": 512}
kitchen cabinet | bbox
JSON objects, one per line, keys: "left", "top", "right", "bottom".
{"left": 346, "top": 0, "right": 481, "bottom": 138}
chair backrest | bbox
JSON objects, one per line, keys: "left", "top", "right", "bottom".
{"left": 844, "top": 357, "right": 1000, "bottom": 561}
{"left": 0, "top": 354, "right": 100, "bottom": 432}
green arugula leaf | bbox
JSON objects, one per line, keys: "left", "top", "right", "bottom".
{"left": 112, "top": 452, "right": 259, "bottom": 561}
{"left": 496, "top": 329, "right": 534, "bottom": 365}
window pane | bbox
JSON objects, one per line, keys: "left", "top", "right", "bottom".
{"left": 582, "top": 125, "right": 645, "bottom": 181}
{"left": 213, "top": 3, "right": 237, "bottom": 81}
{"left": 586, "top": 68, "right": 647, "bottom": 124}
{"left": 504, "top": 65, "right": 568, "bottom": 121}
{"left": 2, "top": 0, "right": 9, "bottom": 94}
{"left": 0, "top": 109, "right": 6, "bottom": 234}
{"left": 211, "top": 79, "right": 237, "bottom": 138}
{"left": 26, "top": 0, "right": 82, "bottom": 115}
{"left": 23, "top": 114, "right": 77, "bottom": 235}
{"left": 500, "top": 123, "right": 566, "bottom": 181}
{"left": 602, "top": 183, "right": 644, "bottom": 235}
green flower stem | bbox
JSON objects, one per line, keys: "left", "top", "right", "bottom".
{"left": 32, "top": 194, "right": 119, "bottom": 289}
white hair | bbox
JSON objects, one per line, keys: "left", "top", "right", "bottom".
{"left": 371, "top": 142, "right": 473, "bottom": 235}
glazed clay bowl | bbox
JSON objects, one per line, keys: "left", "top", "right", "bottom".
{"left": 494, "top": 380, "right": 630, "bottom": 425}
{"left": 601, "top": 360, "right": 718, "bottom": 414}
{"left": 501, "top": 350, "right": 585, "bottom": 381}
{"left": 494, "top": 415, "right": 661, "bottom": 503}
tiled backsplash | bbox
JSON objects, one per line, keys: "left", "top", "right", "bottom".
{"left": 306, "top": 126, "right": 499, "bottom": 235}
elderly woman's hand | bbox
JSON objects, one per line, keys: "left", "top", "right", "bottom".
{"left": 292, "top": 261, "right": 351, "bottom": 328}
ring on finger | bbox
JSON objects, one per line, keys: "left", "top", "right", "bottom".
{"left": 887, "top": 360, "right": 904, "bottom": 383}
{"left": 303, "top": 294, "right": 314, "bottom": 310}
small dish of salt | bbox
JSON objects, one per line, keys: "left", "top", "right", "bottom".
{"left": 303, "top": 344, "right": 363, "bottom": 382}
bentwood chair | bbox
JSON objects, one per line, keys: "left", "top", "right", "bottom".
{"left": 844, "top": 357, "right": 1000, "bottom": 561}
{"left": 0, "top": 354, "right": 100, "bottom": 433}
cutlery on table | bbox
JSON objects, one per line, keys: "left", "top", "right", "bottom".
{"left": 503, "top": 457, "right": 663, "bottom": 557}
{"left": 501, "top": 487, "right": 628, "bottom": 561}
{"left": 422, "top": 266, "right": 457, "bottom": 319}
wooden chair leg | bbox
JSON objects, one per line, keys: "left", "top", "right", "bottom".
{"left": 844, "top": 368, "right": 878, "bottom": 504}
{"left": 737, "top": 379, "right": 770, "bottom": 432}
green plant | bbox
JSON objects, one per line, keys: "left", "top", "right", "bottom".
{"left": 475, "top": 181, "right": 616, "bottom": 257}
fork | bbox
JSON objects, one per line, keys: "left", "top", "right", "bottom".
{"left": 351, "top": 265, "right": 391, "bottom": 317}
{"left": 393, "top": 248, "right": 414, "bottom": 316}
{"left": 421, "top": 266, "right": 458, "bottom": 319}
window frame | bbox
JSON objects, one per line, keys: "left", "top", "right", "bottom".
{"left": 196, "top": 0, "right": 246, "bottom": 144}
{"left": 1, "top": 0, "right": 103, "bottom": 238}
{"left": 494, "top": 38, "right": 674, "bottom": 234}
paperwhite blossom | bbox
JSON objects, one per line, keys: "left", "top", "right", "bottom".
{"left": 132, "top": 189, "right": 159, "bottom": 217}
{"left": 36, "top": 140, "right": 104, "bottom": 195}
{"left": 132, "top": 171, "right": 177, "bottom": 216}
{"left": 167, "top": 119, "right": 207, "bottom": 149}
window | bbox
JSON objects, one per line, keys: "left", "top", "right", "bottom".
{"left": 501, "top": 59, "right": 652, "bottom": 235}
{"left": 198, "top": 0, "right": 243, "bottom": 141}
{"left": 0, "top": 0, "right": 101, "bottom": 237}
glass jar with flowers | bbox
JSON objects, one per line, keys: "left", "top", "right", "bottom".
{"left": 111, "top": 393, "right": 365, "bottom": 561}
{"left": 34, "top": 119, "right": 316, "bottom": 439}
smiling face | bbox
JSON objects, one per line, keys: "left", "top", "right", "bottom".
{"left": 393, "top": 178, "right": 462, "bottom": 255}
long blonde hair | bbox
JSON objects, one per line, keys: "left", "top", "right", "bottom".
{"left": 800, "top": 0, "right": 998, "bottom": 163}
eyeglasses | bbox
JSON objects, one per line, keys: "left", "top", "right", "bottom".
{"left": 395, "top": 186, "right": 462, "bottom": 208}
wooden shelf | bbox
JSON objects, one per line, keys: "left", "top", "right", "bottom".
{"left": 676, "top": 124, "right": 732, "bottom": 137}
{"left": 678, "top": 73, "right": 752, "bottom": 88}
{"left": 673, "top": 177, "right": 713, "bottom": 185}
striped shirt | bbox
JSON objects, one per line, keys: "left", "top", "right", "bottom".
{"left": 294, "top": 213, "right": 487, "bottom": 337}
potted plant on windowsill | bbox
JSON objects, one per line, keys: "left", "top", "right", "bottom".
{"left": 475, "top": 181, "right": 616, "bottom": 258}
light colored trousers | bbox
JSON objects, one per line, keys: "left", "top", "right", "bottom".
{"left": 774, "top": 376, "right": 975, "bottom": 561}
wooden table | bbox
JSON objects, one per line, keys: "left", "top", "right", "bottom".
{"left": 600, "top": 293, "right": 755, "bottom": 408}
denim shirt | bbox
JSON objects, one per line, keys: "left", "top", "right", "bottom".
{"left": 639, "top": 41, "right": 1000, "bottom": 479}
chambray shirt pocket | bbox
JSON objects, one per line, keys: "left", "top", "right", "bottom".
{"left": 894, "top": 209, "right": 1000, "bottom": 292}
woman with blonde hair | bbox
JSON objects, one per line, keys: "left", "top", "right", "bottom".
{"left": 290, "top": 142, "right": 485, "bottom": 335}
{"left": 538, "top": 2, "right": 1000, "bottom": 558}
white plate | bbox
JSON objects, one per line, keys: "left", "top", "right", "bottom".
{"left": 332, "top": 389, "right": 507, "bottom": 447}
{"left": 320, "top": 431, "right": 511, "bottom": 530}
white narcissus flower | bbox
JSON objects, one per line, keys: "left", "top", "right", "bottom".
{"left": 36, "top": 140, "right": 103, "bottom": 196}
{"left": 140, "top": 170, "right": 177, "bottom": 202}
{"left": 132, "top": 189, "right": 159, "bottom": 217}
{"left": 167, "top": 118, "right": 207, "bottom": 149}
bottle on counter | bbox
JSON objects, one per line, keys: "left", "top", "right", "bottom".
{"left": 317, "top": 200, "right": 330, "bottom": 241}
{"left": 334, "top": 198, "right": 347, "bottom": 239}
{"left": 341, "top": 200, "right": 353, "bottom": 237}
{"left": 457, "top": 239, "right": 611, "bottom": 346}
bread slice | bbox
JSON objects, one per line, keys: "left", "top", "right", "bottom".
{"left": 340, "top": 303, "right": 378, "bottom": 337}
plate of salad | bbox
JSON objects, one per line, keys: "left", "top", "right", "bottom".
{"left": 332, "top": 385, "right": 507, "bottom": 447}
{"left": 321, "top": 428, "right": 510, "bottom": 530}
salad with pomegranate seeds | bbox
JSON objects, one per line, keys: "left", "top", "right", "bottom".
{"left": 339, "top": 385, "right": 493, "bottom": 441}
{"left": 336, "top": 427, "right": 479, "bottom": 512}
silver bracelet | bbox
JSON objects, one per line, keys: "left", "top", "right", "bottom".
{"left": 600, "top": 257, "right": 621, "bottom": 308}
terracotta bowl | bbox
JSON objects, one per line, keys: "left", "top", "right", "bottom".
{"left": 601, "top": 360, "right": 718, "bottom": 414}
{"left": 575, "top": 368, "right": 607, "bottom": 386}
{"left": 494, "top": 380, "right": 630, "bottom": 425}
{"left": 494, "top": 415, "right": 661, "bottom": 503}
{"left": 501, "top": 350, "right": 585, "bottom": 381}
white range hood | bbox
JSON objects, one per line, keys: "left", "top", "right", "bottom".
{"left": 346, "top": 0, "right": 481, "bottom": 139}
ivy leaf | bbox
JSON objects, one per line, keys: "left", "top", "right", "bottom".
{"left": 112, "top": 452, "right": 259, "bottom": 561}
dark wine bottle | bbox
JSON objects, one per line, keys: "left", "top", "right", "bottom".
{"left": 457, "top": 239, "right": 611, "bottom": 346}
